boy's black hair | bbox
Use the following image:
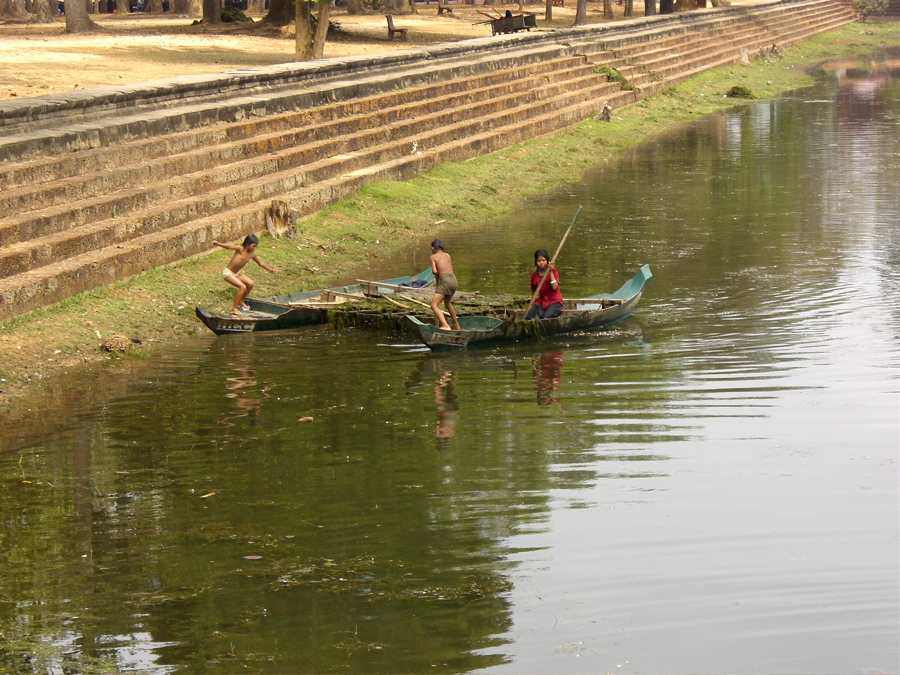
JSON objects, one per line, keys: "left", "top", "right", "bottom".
{"left": 431, "top": 238, "right": 446, "bottom": 251}
{"left": 242, "top": 234, "right": 259, "bottom": 248}
{"left": 534, "top": 249, "right": 551, "bottom": 265}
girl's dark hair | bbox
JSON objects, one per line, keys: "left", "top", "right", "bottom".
{"left": 431, "top": 238, "right": 445, "bottom": 251}
{"left": 242, "top": 234, "right": 259, "bottom": 247}
{"left": 534, "top": 249, "right": 551, "bottom": 265}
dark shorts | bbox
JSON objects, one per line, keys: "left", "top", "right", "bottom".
{"left": 435, "top": 273, "right": 458, "bottom": 297}
{"left": 525, "top": 302, "right": 563, "bottom": 320}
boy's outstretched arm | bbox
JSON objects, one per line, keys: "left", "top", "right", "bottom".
{"left": 253, "top": 254, "right": 278, "bottom": 274}
{"left": 212, "top": 240, "right": 241, "bottom": 251}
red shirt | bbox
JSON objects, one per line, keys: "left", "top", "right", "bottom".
{"left": 530, "top": 268, "right": 563, "bottom": 307}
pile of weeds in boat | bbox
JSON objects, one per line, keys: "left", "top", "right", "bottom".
{"left": 326, "top": 294, "right": 530, "bottom": 331}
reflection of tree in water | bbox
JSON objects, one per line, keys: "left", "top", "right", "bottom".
{"left": 217, "top": 349, "right": 270, "bottom": 427}
{"left": 533, "top": 351, "right": 563, "bottom": 406}
{"left": 434, "top": 370, "right": 459, "bottom": 450}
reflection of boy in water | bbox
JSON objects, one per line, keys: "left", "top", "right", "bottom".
{"left": 434, "top": 370, "right": 459, "bottom": 450}
{"left": 218, "top": 351, "right": 268, "bottom": 426}
{"left": 533, "top": 351, "right": 563, "bottom": 406}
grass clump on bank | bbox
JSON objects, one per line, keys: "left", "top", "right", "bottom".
{"left": 0, "top": 21, "right": 898, "bottom": 409}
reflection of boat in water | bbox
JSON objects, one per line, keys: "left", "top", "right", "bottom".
{"left": 405, "top": 265, "right": 652, "bottom": 350}
{"left": 195, "top": 269, "right": 434, "bottom": 335}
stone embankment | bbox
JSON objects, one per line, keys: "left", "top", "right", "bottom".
{"left": 0, "top": 0, "right": 854, "bottom": 321}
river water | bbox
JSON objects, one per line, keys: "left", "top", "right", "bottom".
{"left": 1, "top": 56, "right": 898, "bottom": 674}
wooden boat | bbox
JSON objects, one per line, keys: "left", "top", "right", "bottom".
{"left": 405, "top": 265, "right": 652, "bottom": 350}
{"left": 195, "top": 269, "right": 434, "bottom": 335}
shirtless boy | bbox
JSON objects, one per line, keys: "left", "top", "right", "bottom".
{"left": 212, "top": 234, "right": 278, "bottom": 315}
{"left": 429, "top": 239, "right": 461, "bottom": 331}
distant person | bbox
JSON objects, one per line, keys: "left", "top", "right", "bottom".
{"left": 525, "top": 248, "right": 563, "bottom": 320}
{"left": 429, "top": 239, "right": 461, "bottom": 331}
{"left": 212, "top": 234, "right": 277, "bottom": 316}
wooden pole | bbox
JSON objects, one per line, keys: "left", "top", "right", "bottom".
{"left": 523, "top": 206, "right": 582, "bottom": 319}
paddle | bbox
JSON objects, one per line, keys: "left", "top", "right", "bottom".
{"left": 523, "top": 205, "right": 582, "bottom": 319}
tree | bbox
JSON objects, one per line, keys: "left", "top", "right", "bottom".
{"left": 311, "top": 0, "right": 331, "bottom": 58}
{"left": 64, "top": 0, "right": 102, "bottom": 32}
{"left": 0, "top": 0, "right": 37, "bottom": 21}
{"left": 851, "top": 0, "right": 887, "bottom": 20}
{"left": 643, "top": 0, "right": 655, "bottom": 14}
{"left": 202, "top": 0, "right": 220, "bottom": 23}
{"left": 382, "top": 0, "right": 413, "bottom": 11}
{"left": 544, "top": 0, "right": 552, "bottom": 22}
{"left": 601, "top": 0, "right": 613, "bottom": 19}
{"left": 659, "top": 0, "right": 673, "bottom": 12}
{"left": 623, "top": 0, "right": 633, "bottom": 16}
{"left": 573, "top": 0, "right": 586, "bottom": 24}
{"left": 32, "top": 0, "right": 53, "bottom": 19}
{"left": 259, "top": 0, "right": 292, "bottom": 25}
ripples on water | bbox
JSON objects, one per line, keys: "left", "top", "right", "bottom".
{"left": 0, "top": 61, "right": 898, "bottom": 674}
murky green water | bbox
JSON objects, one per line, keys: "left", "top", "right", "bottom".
{"left": 1, "top": 56, "right": 898, "bottom": 674}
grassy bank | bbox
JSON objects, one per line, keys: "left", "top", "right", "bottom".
{"left": 0, "top": 21, "right": 897, "bottom": 409}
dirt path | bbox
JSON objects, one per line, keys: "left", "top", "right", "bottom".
{"left": 0, "top": 4, "right": 640, "bottom": 100}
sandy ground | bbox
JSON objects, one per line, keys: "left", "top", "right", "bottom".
{"left": 0, "top": 3, "right": 653, "bottom": 101}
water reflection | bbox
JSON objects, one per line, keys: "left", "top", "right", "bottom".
{"left": 432, "top": 369, "right": 459, "bottom": 450}
{"left": 532, "top": 351, "right": 564, "bottom": 407}
{"left": 217, "top": 347, "right": 269, "bottom": 427}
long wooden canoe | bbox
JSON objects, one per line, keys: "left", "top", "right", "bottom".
{"left": 196, "top": 269, "right": 434, "bottom": 335}
{"left": 404, "top": 265, "right": 652, "bottom": 350}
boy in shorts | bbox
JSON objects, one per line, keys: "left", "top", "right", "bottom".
{"left": 429, "top": 239, "right": 460, "bottom": 331}
{"left": 212, "top": 234, "right": 278, "bottom": 315}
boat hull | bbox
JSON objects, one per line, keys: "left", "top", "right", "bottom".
{"left": 195, "top": 270, "right": 434, "bottom": 335}
{"left": 405, "top": 265, "right": 651, "bottom": 350}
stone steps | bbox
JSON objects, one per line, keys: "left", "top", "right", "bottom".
{"left": 0, "top": 0, "right": 855, "bottom": 321}
{"left": 0, "top": 54, "right": 599, "bottom": 212}
{"left": 0, "top": 59, "right": 616, "bottom": 280}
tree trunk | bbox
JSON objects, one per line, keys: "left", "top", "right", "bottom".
{"left": 343, "top": 0, "right": 365, "bottom": 14}
{"left": 602, "top": 0, "right": 613, "bottom": 18}
{"left": 659, "top": 0, "right": 672, "bottom": 12}
{"left": 202, "top": 0, "right": 220, "bottom": 22}
{"left": 312, "top": 0, "right": 330, "bottom": 58}
{"left": 32, "top": 0, "right": 54, "bottom": 19}
{"left": 544, "top": 0, "right": 551, "bottom": 21}
{"left": 0, "top": 0, "right": 36, "bottom": 21}
{"left": 295, "top": 0, "right": 314, "bottom": 61}
{"left": 64, "top": 0, "right": 102, "bottom": 31}
{"left": 259, "top": 0, "right": 291, "bottom": 25}
{"left": 573, "top": 0, "right": 586, "bottom": 24}
{"left": 623, "top": 0, "right": 633, "bottom": 16}
{"left": 643, "top": 0, "right": 655, "bottom": 14}
{"left": 382, "top": 0, "right": 413, "bottom": 11}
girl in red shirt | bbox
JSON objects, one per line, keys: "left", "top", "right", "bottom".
{"left": 525, "top": 249, "right": 563, "bottom": 320}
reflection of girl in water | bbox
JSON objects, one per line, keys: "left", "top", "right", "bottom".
{"left": 533, "top": 351, "right": 563, "bottom": 406}
{"left": 434, "top": 370, "right": 459, "bottom": 450}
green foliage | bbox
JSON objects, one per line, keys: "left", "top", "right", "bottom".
{"left": 851, "top": 0, "right": 888, "bottom": 20}
{"left": 596, "top": 66, "right": 634, "bottom": 90}
{"left": 221, "top": 6, "right": 252, "bottom": 22}
{"left": 725, "top": 85, "right": 754, "bottom": 99}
